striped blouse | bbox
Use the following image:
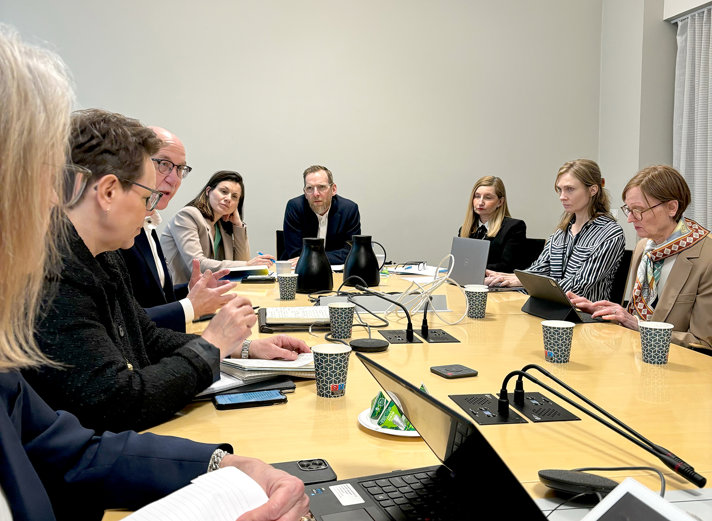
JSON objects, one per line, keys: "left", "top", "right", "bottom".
{"left": 526, "top": 215, "right": 625, "bottom": 301}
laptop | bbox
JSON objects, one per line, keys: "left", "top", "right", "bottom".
{"left": 514, "top": 270, "right": 604, "bottom": 323}
{"left": 448, "top": 237, "right": 490, "bottom": 286}
{"left": 306, "top": 353, "right": 547, "bottom": 520}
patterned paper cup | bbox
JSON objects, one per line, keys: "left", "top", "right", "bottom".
{"left": 639, "top": 321, "right": 673, "bottom": 365}
{"left": 541, "top": 320, "right": 575, "bottom": 363}
{"left": 464, "top": 284, "right": 488, "bottom": 319}
{"left": 278, "top": 273, "right": 298, "bottom": 300}
{"left": 328, "top": 302, "right": 355, "bottom": 339}
{"left": 312, "top": 344, "right": 352, "bottom": 398}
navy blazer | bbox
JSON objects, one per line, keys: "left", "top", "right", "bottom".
{"left": 121, "top": 228, "right": 187, "bottom": 332}
{"left": 282, "top": 194, "right": 361, "bottom": 264}
{"left": 0, "top": 371, "right": 225, "bottom": 521}
{"left": 461, "top": 216, "right": 528, "bottom": 272}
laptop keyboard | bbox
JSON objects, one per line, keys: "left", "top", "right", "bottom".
{"left": 359, "top": 470, "right": 465, "bottom": 521}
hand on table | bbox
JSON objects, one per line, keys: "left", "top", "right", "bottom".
{"left": 248, "top": 335, "right": 310, "bottom": 361}
{"left": 201, "top": 296, "right": 257, "bottom": 358}
{"left": 223, "top": 455, "right": 309, "bottom": 521}
{"left": 248, "top": 254, "right": 276, "bottom": 267}
{"left": 566, "top": 291, "right": 638, "bottom": 330}
{"left": 484, "top": 269, "right": 520, "bottom": 287}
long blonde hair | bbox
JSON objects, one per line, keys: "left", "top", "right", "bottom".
{"left": 0, "top": 26, "right": 74, "bottom": 369}
{"left": 460, "top": 176, "right": 511, "bottom": 238}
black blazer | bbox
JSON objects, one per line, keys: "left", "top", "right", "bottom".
{"left": 281, "top": 194, "right": 361, "bottom": 264}
{"left": 120, "top": 228, "right": 187, "bottom": 332}
{"left": 461, "top": 216, "right": 527, "bottom": 272}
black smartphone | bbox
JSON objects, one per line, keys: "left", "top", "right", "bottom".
{"left": 242, "top": 275, "right": 276, "bottom": 284}
{"left": 430, "top": 364, "right": 478, "bottom": 379}
{"left": 271, "top": 459, "right": 337, "bottom": 485}
{"left": 213, "top": 390, "right": 287, "bottom": 409}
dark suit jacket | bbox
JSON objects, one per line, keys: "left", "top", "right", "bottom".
{"left": 120, "top": 228, "right": 187, "bottom": 332}
{"left": 461, "top": 216, "right": 527, "bottom": 272}
{"left": 1, "top": 371, "right": 226, "bottom": 521}
{"left": 282, "top": 194, "right": 361, "bottom": 264}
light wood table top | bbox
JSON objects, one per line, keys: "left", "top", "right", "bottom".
{"left": 105, "top": 274, "right": 712, "bottom": 519}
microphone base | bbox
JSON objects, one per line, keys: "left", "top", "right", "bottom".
{"left": 349, "top": 338, "right": 389, "bottom": 353}
{"left": 538, "top": 469, "right": 618, "bottom": 497}
{"left": 378, "top": 330, "right": 423, "bottom": 344}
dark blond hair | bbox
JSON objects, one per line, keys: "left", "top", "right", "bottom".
{"left": 622, "top": 165, "right": 690, "bottom": 222}
{"left": 460, "top": 176, "right": 511, "bottom": 238}
{"left": 0, "top": 26, "right": 73, "bottom": 369}
{"left": 555, "top": 159, "right": 612, "bottom": 231}
{"left": 302, "top": 165, "right": 333, "bottom": 186}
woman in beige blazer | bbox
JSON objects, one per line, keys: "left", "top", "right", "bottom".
{"left": 161, "top": 170, "right": 274, "bottom": 284}
{"left": 568, "top": 165, "right": 712, "bottom": 352}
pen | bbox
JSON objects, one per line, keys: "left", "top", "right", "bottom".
{"left": 257, "top": 251, "right": 275, "bottom": 263}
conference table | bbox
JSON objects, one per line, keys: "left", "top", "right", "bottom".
{"left": 106, "top": 273, "right": 712, "bottom": 519}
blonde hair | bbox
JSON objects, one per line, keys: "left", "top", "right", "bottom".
{"left": 0, "top": 26, "right": 74, "bottom": 369}
{"left": 554, "top": 159, "right": 612, "bottom": 231}
{"left": 460, "top": 176, "right": 511, "bottom": 238}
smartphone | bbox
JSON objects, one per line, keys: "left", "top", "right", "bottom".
{"left": 213, "top": 390, "right": 287, "bottom": 410}
{"left": 242, "top": 275, "right": 276, "bottom": 284}
{"left": 271, "top": 459, "right": 337, "bottom": 485}
{"left": 430, "top": 364, "right": 478, "bottom": 379}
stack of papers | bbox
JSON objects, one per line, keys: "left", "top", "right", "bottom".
{"left": 221, "top": 353, "right": 315, "bottom": 381}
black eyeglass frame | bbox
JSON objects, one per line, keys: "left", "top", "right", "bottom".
{"left": 151, "top": 158, "right": 192, "bottom": 179}
{"left": 620, "top": 201, "right": 665, "bottom": 221}
{"left": 129, "top": 180, "right": 164, "bottom": 211}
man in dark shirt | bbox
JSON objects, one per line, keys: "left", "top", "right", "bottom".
{"left": 281, "top": 165, "right": 361, "bottom": 264}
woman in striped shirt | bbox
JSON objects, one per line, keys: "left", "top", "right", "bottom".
{"left": 485, "top": 159, "right": 625, "bottom": 301}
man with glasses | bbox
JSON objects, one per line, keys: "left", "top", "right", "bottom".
{"left": 281, "top": 165, "right": 361, "bottom": 263}
{"left": 120, "top": 126, "right": 235, "bottom": 332}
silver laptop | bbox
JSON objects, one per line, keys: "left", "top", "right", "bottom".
{"left": 448, "top": 236, "right": 490, "bottom": 286}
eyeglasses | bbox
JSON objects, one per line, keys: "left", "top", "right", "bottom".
{"left": 151, "top": 158, "right": 192, "bottom": 179}
{"left": 130, "top": 181, "right": 164, "bottom": 211}
{"left": 62, "top": 164, "right": 91, "bottom": 208}
{"left": 304, "top": 183, "right": 332, "bottom": 194}
{"left": 620, "top": 202, "right": 665, "bottom": 221}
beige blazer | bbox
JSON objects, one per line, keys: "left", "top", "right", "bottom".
{"left": 160, "top": 206, "right": 251, "bottom": 285}
{"left": 628, "top": 235, "right": 712, "bottom": 350}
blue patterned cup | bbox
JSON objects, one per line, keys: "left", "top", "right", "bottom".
{"left": 312, "top": 344, "right": 352, "bottom": 398}
{"left": 541, "top": 320, "right": 575, "bottom": 363}
{"left": 639, "top": 321, "right": 673, "bottom": 365}
{"left": 328, "top": 302, "right": 355, "bottom": 339}
{"left": 464, "top": 284, "right": 488, "bottom": 319}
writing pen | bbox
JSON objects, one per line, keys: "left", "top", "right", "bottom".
{"left": 257, "top": 251, "right": 275, "bottom": 263}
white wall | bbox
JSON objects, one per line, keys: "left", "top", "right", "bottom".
{"left": 664, "top": 0, "right": 712, "bottom": 20}
{"left": 2, "top": 1, "right": 672, "bottom": 265}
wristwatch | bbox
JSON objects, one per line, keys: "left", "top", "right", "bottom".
{"left": 241, "top": 339, "right": 251, "bottom": 359}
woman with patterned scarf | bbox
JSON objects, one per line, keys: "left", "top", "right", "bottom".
{"left": 568, "top": 165, "right": 712, "bottom": 352}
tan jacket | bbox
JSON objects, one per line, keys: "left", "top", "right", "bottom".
{"left": 628, "top": 235, "right": 712, "bottom": 350}
{"left": 160, "top": 206, "right": 250, "bottom": 285}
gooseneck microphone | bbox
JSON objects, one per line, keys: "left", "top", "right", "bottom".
{"left": 497, "top": 367, "right": 706, "bottom": 488}
{"left": 354, "top": 284, "right": 414, "bottom": 342}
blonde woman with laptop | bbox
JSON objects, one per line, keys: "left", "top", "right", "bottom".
{"left": 459, "top": 175, "right": 527, "bottom": 272}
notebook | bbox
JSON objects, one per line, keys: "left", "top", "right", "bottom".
{"left": 257, "top": 306, "right": 331, "bottom": 333}
{"left": 448, "top": 236, "right": 490, "bottom": 286}
{"left": 306, "top": 353, "right": 547, "bottom": 520}
{"left": 514, "top": 270, "right": 604, "bottom": 323}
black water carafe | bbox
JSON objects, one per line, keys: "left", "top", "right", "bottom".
{"left": 295, "top": 238, "right": 333, "bottom": 293}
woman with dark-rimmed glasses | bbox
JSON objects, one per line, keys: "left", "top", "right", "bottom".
{"left": 568, "top": 165, "right": 712, "bottom": 352}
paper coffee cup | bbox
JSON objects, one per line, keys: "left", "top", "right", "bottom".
{"left": 312, "top": 344, "right": 352, "bottom": 398}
